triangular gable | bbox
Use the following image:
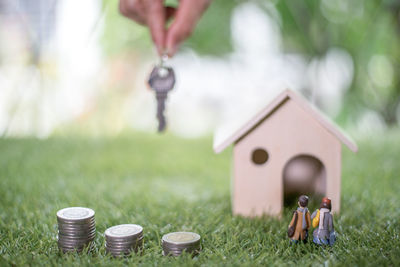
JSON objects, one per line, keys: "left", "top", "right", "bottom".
{"left": 213, "top": 89, "right": 358, "bottom": 153}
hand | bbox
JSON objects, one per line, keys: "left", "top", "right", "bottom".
{"left": 119, "top": 0, "right": 211, "bottom": 57}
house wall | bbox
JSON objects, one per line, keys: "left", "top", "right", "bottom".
{"left": 233, "top": 98, "right": 342, "bottom": 217}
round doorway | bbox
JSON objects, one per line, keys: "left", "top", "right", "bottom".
{"left": 282, "top": 154, "right": 326, "bottom": 206}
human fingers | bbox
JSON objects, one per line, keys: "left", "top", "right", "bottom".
{"left": 165, "top": 0, "right": 211, "bottom": 56}
{"left": 144, "top": 0, "right": 167, "bottom": 55}
{"left": 119, "top": 0, "right": 146, "bottom": 25}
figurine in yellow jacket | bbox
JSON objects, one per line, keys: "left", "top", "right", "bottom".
{"left": 311, "top": 197, "right": 336, "bottom": 246}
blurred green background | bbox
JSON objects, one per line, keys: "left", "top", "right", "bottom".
{"left": 101, "top": 0, "right": 400, "bottom": 129}
{"left": 0, "top": 0, "right": 399, "bottom": 136}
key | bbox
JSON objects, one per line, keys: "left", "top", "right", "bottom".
{"left": 148, "top": 57, "right": 176, "bottom": 132}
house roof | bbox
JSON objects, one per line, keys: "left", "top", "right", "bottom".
{"left": 213, "top": 89, "right": 358, "bottom": 153}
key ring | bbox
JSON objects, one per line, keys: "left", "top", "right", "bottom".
{"left": 158, "top": 52, "right": 170, "bottom": 78}
{"left": 160, "top": 52, "right": 169, "bottom": 66}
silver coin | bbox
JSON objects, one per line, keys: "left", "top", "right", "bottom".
{"left": 57, "top": 214, "right": 95, "bottom": 221}
{"left": 57, "top": 220, "right": 95, "bottom": 228}
{"left": 58, "top": 229, "right": 95, "bottom": 236}
{"left": 58, "top": 225, "right": 96, "bottom": 232}
{"left": 106, "top": 244, "right": 142, "bottom": 251}
{"left": 106, "top": 242, "right": 143, "bottom": 249}
{"left": 58, "top": 238, "right": 91, "bottom": 244}
{"left": 58, "top": 230, "right": 96, "bottom": 238}
{"left": 58, "top": 243, "right": 90, "bottom": 249}
{"left": 106, "top": 246, "right": 133, "bottom": 251}
{"left": 57, "top": 217, "right": 95, "bottom": 226}
{"left": 163, "top": 246, "right": 200, "bottom": 253}
{"left": 58, "top": 219, "right": 95, "bottom": 225}
{"left": 105, "top": 244, "right": 141, "bottom": 249}
{"left": 162, "top": 240, "right": 200, "bottom": 248}
{"left": 106, "top": 241, "right": 143, "bottom": 248}
{"left": 58, "top": 245, "right": 92, "bottom": 253}
{"left": 105, "top": 231, "right": 143, "bottom": 239}
{"left": 105, "top": 236, "right": 142, "bottom": 244}
{"left": 58, "top": 241, "right": 91, "bottom": 248}
{"left": 58, "top": 226, "right": 96, "bottom": 232}
{"left": 105, "top": 237, "right": 142, "bottom": 244}
{"left": 105, "top": 224, "right": 143, "bottom": 240}
{"left": 105, "top": 238, "right": 140, "bottom": 244}
{"left": 58, "top": 242, "right": 94, "bottom": 252}
{"left": 162, "top": 245, "right": 199, "bottom": 253}
{"left": 58, "top": 224, "right": 95, "bottom": 231}
{"left": 58, "top": 241, "right": 93, "bottom": 248}
{"left": 58, "top": 230, "right": 95, "bottom": 237}
{"left": 106, "top": 243, "right": 140, "bottom": 249}
{"left": 58, "top": 234, "right": 96, "bottom": 242}
{"left": 58, "top": 235, "right": 95, "bottom": 242}
{"left": 162, "top": 243, "right": 200, "bottom": 250}
{"left": 57, "top": 240, "right": 94, "bottom": 248}
{"left": 58, "top": 236, "right": 94, "bottom": 243}
{"left": 58, "top": 241, "right": 87, "bottom": 247}
{"left": 58, "top": 226, "right": 96, "bottom": 233}
{"left": 57, "top": 207, "right": 95, "bottom": 222}
{"left": 162, "top": 232, "right": 200, "bottom": 245}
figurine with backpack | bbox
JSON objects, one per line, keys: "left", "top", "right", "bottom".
{"left": 311, "top": 197, "right": 336, "bottom": 246}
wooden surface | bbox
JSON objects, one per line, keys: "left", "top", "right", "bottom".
{"left": 214, "top": 89, "right": 358, "bottom": 154}
{"left": 232, "top": 98, "right": 342, "bottom": 217}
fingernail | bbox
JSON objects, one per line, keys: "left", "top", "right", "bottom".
{"left": 168, "top": 46, "right": 176, "bottom": 57}
{"left": 165, "top": 45, "right": 174, "bottom": 57}
{"left": 156, "top": 45, "right": 163, "bottom": 56}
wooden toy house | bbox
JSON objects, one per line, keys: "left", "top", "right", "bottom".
{"left": 214, "top": 89, "right": 357, "bottom": 217}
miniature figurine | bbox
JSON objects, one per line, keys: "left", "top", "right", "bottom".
{"left": 311, "top": 197, "right": 336, "bottom": 246}
{"left": 287, "top": 195, "right": 311, "bottom": 244}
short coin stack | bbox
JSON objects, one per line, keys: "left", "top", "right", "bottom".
{"left": 105, "top": 224, "right": 144, "bottom": 257}
{"left": 162, "top": 232, "right": 201, "bottom": 256}
{"left": 57, "top": 207, "right": 96, "bottom": 253}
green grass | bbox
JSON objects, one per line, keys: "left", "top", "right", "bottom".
{"left": 0, "top": 131, "right": 399, "bottom": 266}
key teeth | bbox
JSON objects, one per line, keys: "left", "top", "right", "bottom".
{"left": 158, "top": 124, "right": 166, "bottom": 132}
{"left": 158, "top": 117, "right": 166, "bottom": 132}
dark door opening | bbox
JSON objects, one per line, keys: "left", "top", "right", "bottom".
{"left": 283, "top": 154, "right": 326, "bottom": 207}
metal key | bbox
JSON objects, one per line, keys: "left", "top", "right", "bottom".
{"left": 148, "top": 58, "right": 175, "bottom": 132}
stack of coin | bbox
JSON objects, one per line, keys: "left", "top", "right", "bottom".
{"left": 56, "top": 207, "right": 96, "bottom": 253}
{"left": 105, "top": 224, "right": 144, "bottom": 257}
{"left": 162, "top": 232, "right": 201, "bottom": 256}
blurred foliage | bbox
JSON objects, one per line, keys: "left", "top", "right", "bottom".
{"left": 272, "top": 0, "right": 400, "bottom": 125}
{"left": 101, "top": 0, "right": 152, "bottom": 56}
{"left": 101, "top": 0, "right": 400, "bottom": 125}
{"left": 182, "top": 0, "right": 237, "bottom": 55}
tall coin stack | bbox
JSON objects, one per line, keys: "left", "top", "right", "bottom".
{"left": 56, "top": 207, "right": 96, "bottom": 253}
{"left": 162, "top": 232, "right": 201, "bottom": 256}
{"left": 105, "top": 224, "right": 144, "bottom": 257}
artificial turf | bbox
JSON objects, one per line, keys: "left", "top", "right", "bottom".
{"left": 0, "top": 131, "right": 399, "bottom": 266}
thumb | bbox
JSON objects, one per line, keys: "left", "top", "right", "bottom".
{"left": 165, "top": 0, "right": 210, "bottom": 56}
{"left": 146, "top": 0, "right": 167, "bottom": 55}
